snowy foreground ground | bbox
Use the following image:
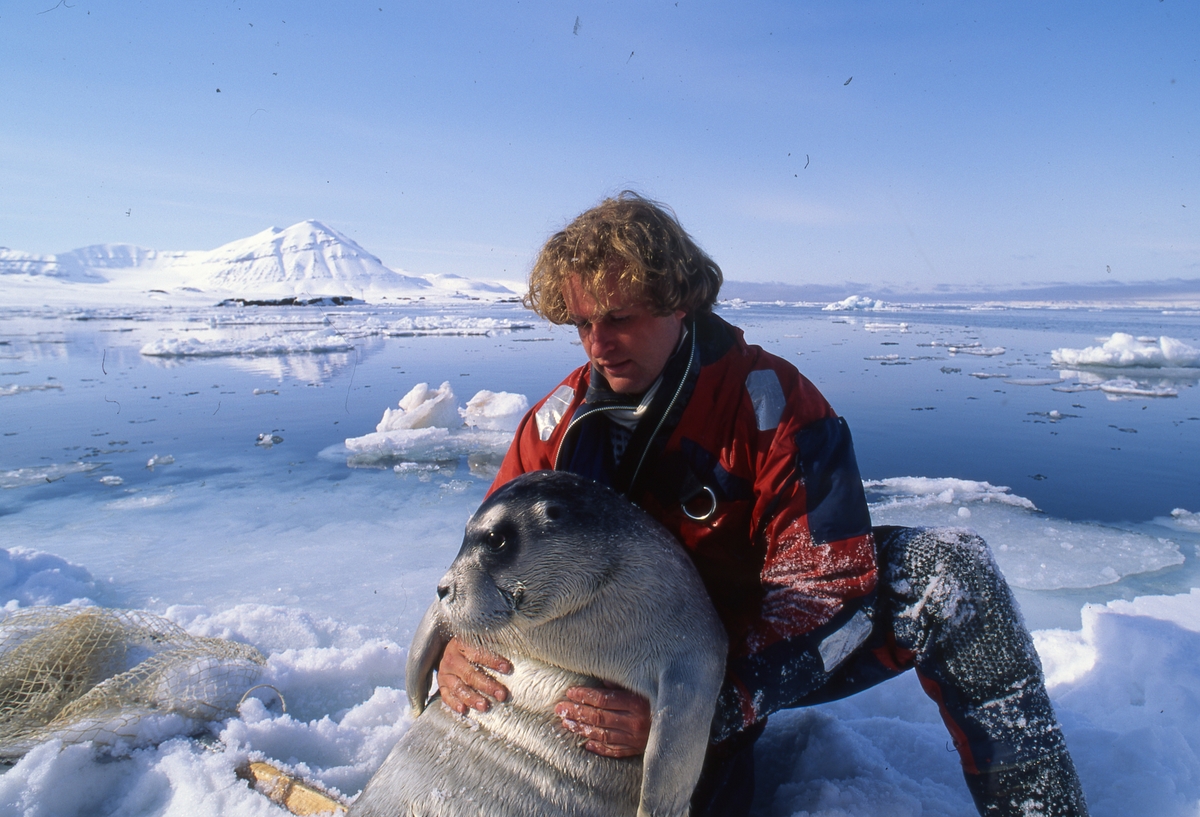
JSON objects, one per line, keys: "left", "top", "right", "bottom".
{"left": 0, "top": 301, "right": 1198, "bottom": 816}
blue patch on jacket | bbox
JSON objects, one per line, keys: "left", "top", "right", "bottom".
{"left": 794, "top": 417, "right": 872, "bottom": 544}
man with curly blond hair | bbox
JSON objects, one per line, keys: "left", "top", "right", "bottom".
{"left": 435, "top": 192, "right": 1088, "bottom": 817}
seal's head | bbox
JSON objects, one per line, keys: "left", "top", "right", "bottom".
{"left": 436, "top": 471, "right": 649, "bottom": 640}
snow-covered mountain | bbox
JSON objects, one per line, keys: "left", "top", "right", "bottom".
{"left": 0, "top": 221, "right": 519, "bottom": 305}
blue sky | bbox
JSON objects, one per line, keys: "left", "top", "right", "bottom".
{"left": 2, "top": 1, "right": 1196, "bottom": 289}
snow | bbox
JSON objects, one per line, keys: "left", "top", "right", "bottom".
{"left": 0, "top": 547, "right": 96, "bottom": 609}
{"left": 1051, "top": 333, "right": 1200, "bottom": 368}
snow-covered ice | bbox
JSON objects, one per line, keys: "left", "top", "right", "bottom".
{"left": 823, "top": 295, "right": 890, "bottom": 311}
{"left": 140, "top": 330, "right": 354, "bottom": 358}
{"left": 865, "top": 478, "right": 1185, "bottom": 590}
{"left": 339, "top": 382, "right": 525, "bottom": 472}
{"left": 1052, "top": 333, "right": 1200, "bottom": 369}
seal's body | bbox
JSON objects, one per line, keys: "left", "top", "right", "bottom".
{"left": 350, "top": 471, "right": 727, "bottom": 817}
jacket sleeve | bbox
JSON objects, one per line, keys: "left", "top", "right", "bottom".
{"left": 710, "top": 368, "right": 878, "bottom": 742}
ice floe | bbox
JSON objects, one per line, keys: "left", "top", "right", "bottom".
{"left": 140, "top": 330, "right": 354, "bottom": 357}
{"left": 0, "top": 462, "right": 100, "bottom": 489}
{"left": 330, "top": 315, "right": 535, "bottom": 338}
{"left": 823, "top": 295, "right": 890, "bottom": 311}
{"left": 949, "top": 345, "right": 1005, "bottom": 356}
{"left": 1169, "top": 508, "right": 1200, "bottom": 531}
{"left": 341, "top": 382, "right": 527, "bottom": 473}
{"left": 0, "top": 383, "right": 63, "bottom": 397}
{"left": 864, "top": 477, "right": 1184, "bottom": 590}
{"left": 1051, "top": 333, "right": 1200, "bottom": 368}
{"left": 1004, "top": 377, "right": 1063, "bottom": 386}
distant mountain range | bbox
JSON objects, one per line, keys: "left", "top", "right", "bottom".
{"left": 3, "top": 221, "right": 1196, "bottom": 308}
{"left": 0, "top": 220, "right": 518, "bottom": 304}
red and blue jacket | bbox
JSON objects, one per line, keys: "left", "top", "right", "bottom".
{"left": 489, "top": 312, "right": 878, "bottom": 740}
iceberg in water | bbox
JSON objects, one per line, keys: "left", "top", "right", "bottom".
{"left": 1051, "top": 333, "right": 1200, "bottom": 368}
{"left": 343, "top": 383, "right": 529, "bottom": 473}
{"left": 822, "top": 295, "right": 889, "bottom": 311}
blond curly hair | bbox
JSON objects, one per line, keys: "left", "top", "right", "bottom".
{"left": 525, "top": 192, "right": 723, "bottom": 324}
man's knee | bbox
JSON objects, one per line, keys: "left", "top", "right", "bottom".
{"left": 876, "top": 527, "right": 1021, "bottom": 644}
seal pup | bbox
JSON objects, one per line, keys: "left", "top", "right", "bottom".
{"left": 351, "top": 470, "right": 727, "bottom": 817}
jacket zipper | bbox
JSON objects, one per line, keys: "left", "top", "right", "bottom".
{"left": 552, "top": 404, "right": 629, "bottom": 471}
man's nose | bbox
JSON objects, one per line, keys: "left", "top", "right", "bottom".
{"left": 588, "top": 321, "right": 616, "bottom": 350}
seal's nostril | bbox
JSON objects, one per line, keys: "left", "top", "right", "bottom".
{"left": 437, "top": 584, "right": 450, "bottom": 600}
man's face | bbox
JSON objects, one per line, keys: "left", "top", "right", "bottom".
{"left": 561, "top": 274, "right": 686, "bottom": 395}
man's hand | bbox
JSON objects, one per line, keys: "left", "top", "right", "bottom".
{"left": 554, "top": 685, "right": 651, "bottom": 758}
{"left": 437, "top": 637, "right": 512, "bottom": 714}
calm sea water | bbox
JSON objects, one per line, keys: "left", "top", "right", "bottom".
{"left": 3, "top": 302, "right": 1195, "bottom": 525}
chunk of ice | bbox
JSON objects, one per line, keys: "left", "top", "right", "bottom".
{"left": 1051, "top": 333, "right": 1200, "bottom": 368}
{"left": 376, "top": 382, "right": 460, "bottom": 432}
{"left": 459, "top": 390, "right": 529, "bottom": 433}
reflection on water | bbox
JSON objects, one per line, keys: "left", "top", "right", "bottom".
{"left": 145, "top": 349, "right": 360, "bottom": 382}
{"left": 1055, "top": 367, "right": 1200, "bottom": 399}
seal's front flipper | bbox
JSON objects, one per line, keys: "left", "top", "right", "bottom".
{"left": 638, "top": 651, "right": 726, "bottom": 817}
{"left": 406, "top": 601, "right": 450, "bottom": 715}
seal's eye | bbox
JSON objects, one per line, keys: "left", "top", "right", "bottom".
{"left": 484, "top": 530, "right": 507, "bottom": 552}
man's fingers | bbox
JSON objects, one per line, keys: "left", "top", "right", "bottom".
{"left": 564, "top": 685, "right": 646, "bottom": 714}
{"left": 457, "top": 642, "right": 513, "bottom": 675}
{"left": 452, "top": 661, "right": 509, "bottom": 703}
{"left": 436, "top": 637, "right": 512, "bottom": 711}
{"left": 555, "top": 687, "right": 651, "bottom": 758}
{"left": 560, "top": 719, "right": 642, "bottom": 758}
{"left": 556, "top": 701, "right": 639, "bottom": 730}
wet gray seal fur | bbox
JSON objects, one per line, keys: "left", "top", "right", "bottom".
{"left": 350, "top": 470, "right": 727, "bottom": 817}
